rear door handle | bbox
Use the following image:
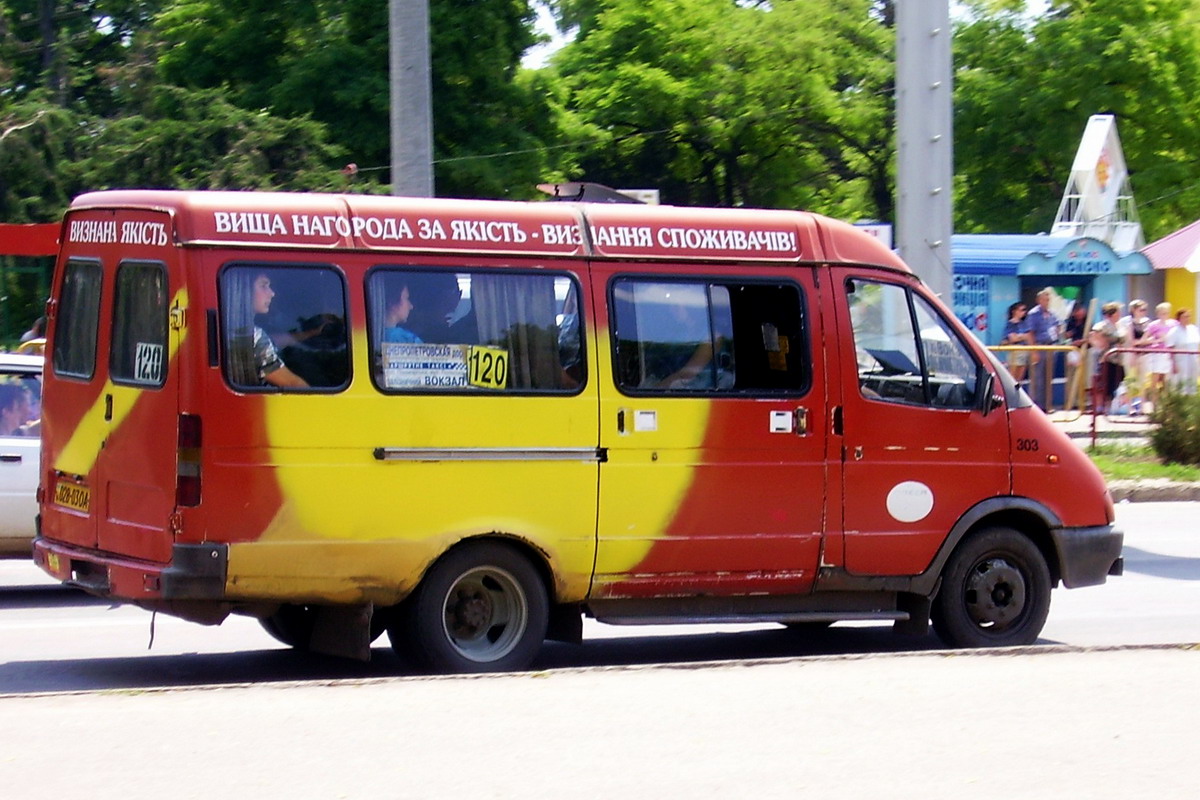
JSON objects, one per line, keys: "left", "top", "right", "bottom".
{"left": 0, "top": 454, "right": 22, "bottom": 463}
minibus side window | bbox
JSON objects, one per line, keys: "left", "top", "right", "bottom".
{"left": 612, "top": 278, "right": 808, "bottom": 394}
{"left": 52, "top": 259, "right": 103, "bottom": 380}
{"left": 110, "top": 262, "right": 168, "bottom": 387}
{"left": 219, "top": 264, "right": 350, "bottom": 391}
{"left": 367, "top": 269, "right": 583, "bottom": 393}
{"left": 848, "top": 279, "right": 979, "bottom": 408}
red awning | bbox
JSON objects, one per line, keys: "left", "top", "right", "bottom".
{"left": 0, "top": 223, "right": 58, "bottom": 257}
{"left": 1142, "top": 218, "right": 1200, "bottom": 271}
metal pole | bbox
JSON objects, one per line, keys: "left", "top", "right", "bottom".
{"left": 390, "top": 0, "right": 435, "bottom": 197}
{"left": 896, "top": 0, "right": 953, "bottom": 300}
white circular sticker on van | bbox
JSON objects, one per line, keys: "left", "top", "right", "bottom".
{"left": 886, "top": 481, "right": 934, "bottom": 523}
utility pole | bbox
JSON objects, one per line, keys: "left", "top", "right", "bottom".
{"left": 389, "top": 0, "right": 435, "bottom": 197}
{"left": 896, "top": 0, "right": 953, "bottom": 299}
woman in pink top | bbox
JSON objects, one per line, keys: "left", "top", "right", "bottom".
{"left": 1142, "top": 302, "right": 1178, "bottom": 408}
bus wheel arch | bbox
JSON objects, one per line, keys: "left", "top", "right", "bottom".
{"left": 388, "top": 537, "right": 551, "bottom": 673}
{"left": 932, "top": 500, "right": 1062, "bottom": 590}
{"left": 931, "top": 524, "right": 1053, "bottom": 648}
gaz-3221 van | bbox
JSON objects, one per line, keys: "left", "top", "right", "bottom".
{"left": 33, "top": 190, "right": 1123, "bottom": 672}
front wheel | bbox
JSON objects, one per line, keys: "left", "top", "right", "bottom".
{"left": 931, "top": 527, "right": 1052, "bottom": 648}
{"left": 388, "top": 542, "right": 548, "bottom": 673}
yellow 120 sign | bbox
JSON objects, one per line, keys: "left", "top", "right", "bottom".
{"left": 467, "top": 346, "right": 508, "bottom": 390}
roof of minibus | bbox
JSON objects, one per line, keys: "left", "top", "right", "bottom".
{"left": 67, "top": 189, "right": 910, "bottom": 272}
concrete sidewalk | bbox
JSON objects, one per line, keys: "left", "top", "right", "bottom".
{"left": 0, "top": 643, "right": 1195, "bottom": 799}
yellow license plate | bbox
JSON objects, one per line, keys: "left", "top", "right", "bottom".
{"left": 54, "top": 480, "right": 91, "bottom": 512}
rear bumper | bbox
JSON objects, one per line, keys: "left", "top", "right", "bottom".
{"left": 1050, "top": 525, "right": 1124, "bottom": 589}
{"left": 32, "top": 537, "right": 228, "bottom": 600}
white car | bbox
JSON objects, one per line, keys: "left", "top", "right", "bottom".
{"left": 0, "top": 351, "right": 43, "bottom": 558}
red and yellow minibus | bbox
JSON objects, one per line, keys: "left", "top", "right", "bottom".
{"left": 33, "top": 190, "right": 1123, "bottom": 672}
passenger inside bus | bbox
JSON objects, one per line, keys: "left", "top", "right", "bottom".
{"left": 382, "top": 281, "right": 423, "bottom": 344}
{"left": 223, "top": 271, "right": 309, "bottom": 388}
{"left": 222, "top": 265, "right": 352, "bottom": 390}
{"left": 249, "top": 273, "right": 309, "bottom": 388}
{"left": 408, "top": 274, "right": 475, "bottom": 344}
{"left": 557, "top": 287, "right": 582, "bottom": 386}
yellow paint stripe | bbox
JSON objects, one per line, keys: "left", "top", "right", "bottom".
{"left": 54, "top": 288, "right": 188, "bottom": 476}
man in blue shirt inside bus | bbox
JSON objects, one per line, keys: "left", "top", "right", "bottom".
{"left": 1025, "top": 287, "right": 1061, "bottom": 407}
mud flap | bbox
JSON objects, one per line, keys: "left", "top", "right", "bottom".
{"left": 893, "top": 592, "right": 931, "bottom": 636}
{"left": 309, "top": 603, "right": 373, "bottom": 661}
{"left": 546, "top": 603, "right": 583, "bottom": 644}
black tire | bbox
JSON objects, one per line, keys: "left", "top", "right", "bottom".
{"left": 260, "top": 603, "right": 388, "bottom": 650}
{"left": 388, "top": 542, "right": 549, "bottom": 673}
{"left": 259, "top": 604, "right": 318, "bottom": 649}
{"left": 932, "top": 527, "right": 1052, "bottom": 648}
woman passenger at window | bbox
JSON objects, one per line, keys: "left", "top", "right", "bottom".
{"left": 383, "top": 282, "right": 423, "bottom": 344}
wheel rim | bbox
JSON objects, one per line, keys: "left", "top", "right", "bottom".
{"left": 440, "top": 566, "right": 528, "bottom": 663}
{"left": 963, "top": 556, "right": 1028, "bottom": 632}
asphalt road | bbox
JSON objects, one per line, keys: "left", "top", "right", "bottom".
{"left": 0, "top": 502, "right": 1196, "bottom": 798}
{"left": 0, "top": 501, "right": 1195, "bottom": 693}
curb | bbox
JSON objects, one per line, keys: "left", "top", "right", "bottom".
{"left": 1107, "top": 479, "right": 1200, "bottom": 503}
{"left": 1063, "top": 426, "right": 1200, "bottom": 502}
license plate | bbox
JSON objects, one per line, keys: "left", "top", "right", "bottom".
{"left": 54, "top": 480, "right": 91, "bottom": 512}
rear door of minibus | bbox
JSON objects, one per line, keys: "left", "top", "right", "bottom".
{"left": 46, "top": 208, "right": 180, "bottom": 565}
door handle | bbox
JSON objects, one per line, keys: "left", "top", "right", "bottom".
{"left": 0, "top": 454, "right": 21, "bottom": 463}
{"left": 793, "top": 407, "right": 808, "bottom": 436}
{"left": 105, "top": 393, "right": 113, "bottom": 422}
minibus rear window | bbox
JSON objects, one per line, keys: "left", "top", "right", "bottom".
{"left": 52, "top": 259, "right": 103, "bottom": 380}
{"left": 110, "top": 262, "right": 168, "bottom": 387}
{"left": 219, "top": 264, "right": 350, "bottom": 391}
{"left": 367, "top": 269, "right": 583, "bottom": 394}
{"left": 611, "top": 278, "right": 808, "bottom": 395}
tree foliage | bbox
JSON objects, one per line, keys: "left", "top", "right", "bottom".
{"left": 154, "top": 0, "right": 554, "bottom": 198}
{"left": 953, "top": 0, "right": 1200, "bottom": 238}
{"left": 547, "top": 0, "right": 894, "bottom": 216}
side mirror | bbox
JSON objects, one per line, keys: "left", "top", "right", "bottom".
{"left": 977, "top": 374, "right": 1003, "bottom": 416}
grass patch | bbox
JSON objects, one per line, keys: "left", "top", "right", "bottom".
{"left": 1086, "top": 443, "right": 1200, "bottom": 482}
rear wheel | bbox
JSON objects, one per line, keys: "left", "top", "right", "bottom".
{"left": 932, "top": 527, "right": 1051, "bottom": 648}
{"left": 259, "top": 604, "right": 318, "bottom": 649}
{"left": 388, "top": 542, "right": 548, "bottom": 673}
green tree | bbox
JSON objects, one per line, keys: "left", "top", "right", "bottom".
{"left": 953, "top": 0, "right": 1200, "bottom": 238}
{"left": 0, "top": 1, "right": 167, "bottom": 110}
{"left": 546, "top": 0, "right": 894, "bottom": 216}
{"left": 70, "top": 85, "right": 351, "bottom": 192}
{"left": 155, "top": 0, "right": 555, "bottom": 198}
{"left": 0, "top": 100, "right": 78, "bottom": 222}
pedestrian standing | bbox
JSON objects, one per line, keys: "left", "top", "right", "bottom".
{"left": 1143, "top": 302, "right": 1177, "bottom": 410}
{"left": 1001, "top": 302, "right": 1033, "bottom": 385}
{"left": 1170, "top": 308, "right": 1200, "bottom": 395}
{"left": 1026, "top": 287, "right": 1061, "bottom": 408}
